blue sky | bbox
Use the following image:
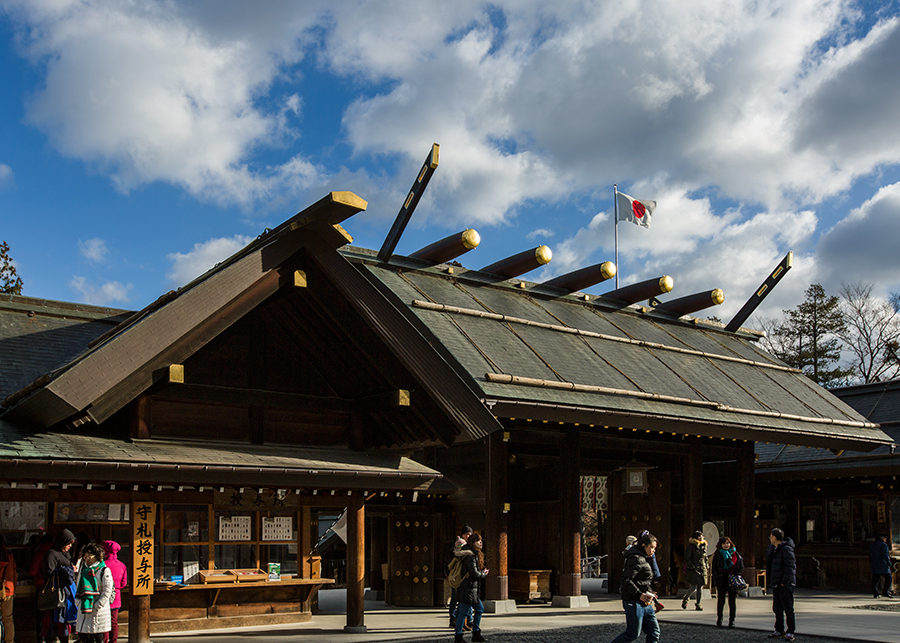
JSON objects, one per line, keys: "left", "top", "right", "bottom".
{"left": 2, "top": 0, "right": 900, "bottom": 327}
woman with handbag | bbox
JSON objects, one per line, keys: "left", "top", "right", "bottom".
{"left": 41, "top": 529, "right": 77, "bottom": 643}
{"left": 711, "top": 535, "right": 745, "bottom": 628}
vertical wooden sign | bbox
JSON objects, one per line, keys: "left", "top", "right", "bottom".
{"left": 132, "top": 501, "right": 156, "bottom": 596}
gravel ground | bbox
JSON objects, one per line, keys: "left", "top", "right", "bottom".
{"left": 380, "top": 622, "right": 857, "bottom": 643}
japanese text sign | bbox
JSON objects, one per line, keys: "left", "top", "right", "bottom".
{"left": 132, "top": 501, "right": 155, "bottom": 595}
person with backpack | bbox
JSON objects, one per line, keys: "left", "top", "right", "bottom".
{"left": 75, "top": 543, "right": 114, "bottom": 643}
{"left": 101, "top": 541, "right": 128, "bottom": 643}
{"left": 681, "top": 530, "right": 709, "bottom": 610}
{"left": 454, "top": 532, "right": 488, "bottom": 643}
{"left": 448, "top": 524, "right": 474, "bottom": 629}
{"left": 609, "top": 532, "right": 660, "bottom": 643}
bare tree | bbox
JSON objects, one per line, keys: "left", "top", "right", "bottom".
{"left": 839, "top": 282, "right": 900, "bottom": 383}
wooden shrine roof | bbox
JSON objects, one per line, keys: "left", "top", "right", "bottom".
{"left": 344, "top": 247, "right": 893, "bottom": 452}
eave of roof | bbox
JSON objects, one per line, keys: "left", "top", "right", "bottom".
{"left": 0, "top": 419, "right": 443, "bottom": 491}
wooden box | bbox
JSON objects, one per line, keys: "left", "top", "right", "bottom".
{"left": 230, "top": 568, "right": 267, "bottom": 582}
{"left": 199, "top": 570, "right": 233, "bottom": 584}
{"left": 509, "top": 569, "right": 551, "bottom": 602}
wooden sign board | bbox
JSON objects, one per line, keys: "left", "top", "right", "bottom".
{"left": 132, "top": 501, "right": 156, "bottom": 596}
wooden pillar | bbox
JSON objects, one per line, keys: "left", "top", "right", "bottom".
{"left": 558, "top": 427, "right": 581, "bottom": 596}
{"left": 737, "top": 441, "right": 756, "bottom": 579}
{"left": 344, "top": 492, "right": 366, "bottom": 633}
{"left": 128, "top": 595, "right": 151, "bottom": 643}
{"left": 485, "top": 430, "right": 509, "bottom": 600}
{"left": 685, "top": 438, "right": 703, "bottom": 536}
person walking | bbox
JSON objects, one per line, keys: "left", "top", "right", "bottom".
{"left": 75, "top": 543, "right": 114, "bottom": 643}
{"left": 0, "top": 535, "right": 16, "bottom": 643}
{"left": 869, "top": 533, "right": 893, "bottom": 598}
{"left": 609, "top": 532, "right": 660, "bottom": 643}
{"left": 711, "top": 535, "right": 744, "bottom": 628}
{"left": 454, "top": 532, "right": 488, "bottom": 643}
{"left": 766, "top": 527, "right": 797, "bottom": 641}
{"left": 101, "top": 541, "right": 128, "bottom": 643}
{"left": 449, "top": 524, "right": 474, "bottom": 630}
{"left": 681, "top": 530, "right": 708, "bottom": 610}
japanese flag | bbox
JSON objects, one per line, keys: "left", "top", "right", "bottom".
{"left": 617, "top": 192, "right": 655, "bottom": 228}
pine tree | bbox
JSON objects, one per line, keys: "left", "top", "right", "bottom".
{"left": 771, "top": 284, "right": 851, "bottom": 388}
{"left": 0, "top": 240, "right": 24, "bottom": 295}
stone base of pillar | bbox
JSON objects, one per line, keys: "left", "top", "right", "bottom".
{"left": 742, "top": 586, "right": 765, "bottom": 597}
{"left": 344, "top": 625, "right": 368, "bottom": 633}
{"left": 363, "top": 589, "right": 385, "bottom": 601}
{"left": 551, "top": 594, "right": 590, "bottom": 608}
{"left": 483, "top": 599, "right": 518, "bottom": 614}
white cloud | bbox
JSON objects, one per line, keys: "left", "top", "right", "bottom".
{"left": 166, "top": 235, "right": 254, "bottom": 287}
{"left": 69, "top": 276, "right": 132, "bottom": 306}
{"left": 7, "top": 0, "right": 327, "bottom": 207}
{"left": 815, "top": 182, "right": 900, "bottom": 297}
{"left": 527, "top": 228, "right": 554, "bottom": 241}
{"left": 78, "top": 238, "right": 108, "bottom": 263}
{"left": 0, "top": 163, "right": 13, "bottom": 190}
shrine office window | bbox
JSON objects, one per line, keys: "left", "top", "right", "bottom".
{"left": 157, "top": 504, "right": 210, "bottom": 583}
{"left": 800, "top": 503, "right": 825, "bottom": 544}
{"left": 826, "top": 499, "right": 850, "bottom": 543}
{"left": 851, "top": 497, "right": 879, "bottom": 542}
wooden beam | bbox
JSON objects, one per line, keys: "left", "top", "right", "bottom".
{"left": 154, "top": 369, "right": 408, "bottom": 412}
{"left": 377, "top": 144, "right": 439, "bottom": 262}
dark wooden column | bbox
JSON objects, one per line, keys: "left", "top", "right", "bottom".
{"left": 485, "top": 430, "right": 509, "bottom": 600}
{"left": 685, "top": 438, "right": 703, "bottom": 536}
{"left": 128, "top": 595, "right": 151, "bottom": 643}
{"left": 559, "top": 427, "right": 581, "bottom": 596}
{"left": 345, "top": 493, "right": 366, "bottom": 633}
{"left": 737, "top": 441, "right": 757, "bottom": 580}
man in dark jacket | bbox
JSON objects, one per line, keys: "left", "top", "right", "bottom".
{"left": 609, "top": 532, "right": 660, "bottom": 643}
{"left": 765, "top": 528, "right": 796, "bottom": 641}
{"left": 869, "top": 533, "right": 893, "bottom": 598}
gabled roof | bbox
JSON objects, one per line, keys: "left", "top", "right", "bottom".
{"left": 343, "top": 247, "right": 893, "bottom": 452}
{"left": 0, "top": 192, "right": 499, "bottom": 446}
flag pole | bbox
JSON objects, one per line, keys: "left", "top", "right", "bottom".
{"left": 613, "top": 184, "right": 619, "bottom": 289}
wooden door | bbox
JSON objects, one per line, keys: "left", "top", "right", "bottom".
{"left": 388, "top": 513, "right": 435, "bottom": 606}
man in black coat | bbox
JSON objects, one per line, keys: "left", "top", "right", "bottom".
{"left": 608, "top": 532, "right": 660, "bottom": 643}
{"left": 765, "top": 527, "right": 796, "bottom": 641}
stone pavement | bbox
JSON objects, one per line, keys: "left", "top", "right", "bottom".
{"left": 137, "top": 581, "right": 898, "bottom": 643}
